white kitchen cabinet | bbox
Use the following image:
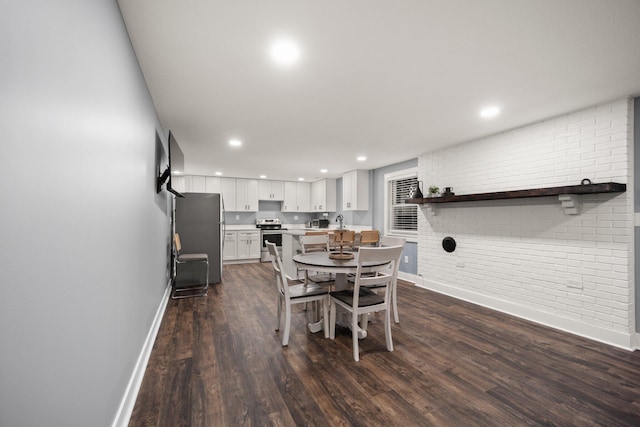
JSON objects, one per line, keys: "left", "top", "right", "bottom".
{"left": 311, "top": 178, "right": 337, "bottom": 212}
{"left": 184, "top": 175, "right": 206, "bottom": 193}
{"left": 283, "top": 181, "right": 311, "bottom": 212}
{"left": 171, "top": 176, "right": 186, "bottom": 194}
{"left": 236, "top": 178, "right": 259, "bottom": 211}
{"left": 238, "top": 230, "right": 261, "bottom": 259}
{"left": 342, "top": 170, "right": 369, "bottom": 211}
{"left": 205, "top": 176, "right": 221, "bottom": 193}
{"left": 258, "top": 180, "right": 284, "bottom": 201}
{"left": 223, "top": 231, "right": 238, "bottom": 261}
{"left": 220, "top": 178, "right": 236, "bottom": 211}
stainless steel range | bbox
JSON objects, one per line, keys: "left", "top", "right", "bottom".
{"left": 256, "top": 218, "right": 286, "bottom": 262}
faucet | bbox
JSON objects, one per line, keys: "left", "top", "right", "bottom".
{"left": 336, "top": 214, "right": 344, "bottom": 229}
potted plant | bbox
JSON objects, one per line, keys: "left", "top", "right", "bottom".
{"left": 428, "top": 186, "right": 440, "bottom": 197}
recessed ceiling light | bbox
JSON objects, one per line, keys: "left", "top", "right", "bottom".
{"left": 269, "top": 37, "right": 301, "bottom": 66}
{"left": 229, "top": 138, "right": 242, "bottom": 147}
{"left": 357, "top": 156, "right": 367, "bottom": 162}
{"left": 320, "top": 169, "right": 328, "bottom": 173}
{"left": 480, "top": 106, "right": 501, "bottom": 118}
{"left": 260, "top": 175, "right": 267, "bottom": 179}
{"left": 298, "top": 177, "right": 305, "bottom": 181}
{"left": 215, "top": 171, "right": 223, "bottom": 176}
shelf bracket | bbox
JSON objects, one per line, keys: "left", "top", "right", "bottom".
{"left": 558, "top": 194, "right": 580, "bottom": 215}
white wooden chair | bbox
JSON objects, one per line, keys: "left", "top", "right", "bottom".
{"left": 328, "top": 245, "right": 403, "bottom": 361}
{"left": 299, "top": 234, "right": 334, "bottom": 285}
{"left": 266, "top": 241, "right": 329, "bottom": 346}
{"left": 379, "top": 236, "right": 406, "bottom": 323}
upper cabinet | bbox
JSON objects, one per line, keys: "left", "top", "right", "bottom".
{"left": 235, "top": 178, "right": 259, "bottom": 211}
{"left": 283, "top": 181, "right": 311, "bottom": 212}
{"left": 183, "top": 175, "right": 206, "bottom": 193}
{"left": 258, "top": 180, "right": 284, "bottom": 201}
{"left": 220, "top": 178, "right": 236, "bottom": 211}
{"left": 311, "top": 178, "right": 337, "bottom": 212}
{"left": 342, "top": 170, "right": 369, "bottom": 211}
{"left": 171, "top": 176, "right": 186, "bottom": 194}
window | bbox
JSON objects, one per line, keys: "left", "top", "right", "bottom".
{"left": 384, "top": 168, "right": 418, "bottom": 239}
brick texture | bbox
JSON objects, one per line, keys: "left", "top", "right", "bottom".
{"left": 418, "top": 98, "right": 634, "bottom": 344}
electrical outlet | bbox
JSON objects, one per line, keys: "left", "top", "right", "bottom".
{"left": 235, "top": 214, "right": 239, "bottom": 220}
{"left": 404, "top": 256, "right": 409, "bottom": 263}
{"left": 294, "top": 215, "right": 298, "bottom": 220}
{"left": 456, "top": 260, "right": 465, "bottom": 268}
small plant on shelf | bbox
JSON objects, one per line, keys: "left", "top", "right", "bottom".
{"left": 428, "top": 186, "right": 440, "bottom": 197}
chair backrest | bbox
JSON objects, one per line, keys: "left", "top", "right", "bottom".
{"left": 266, "top": 241, "right": 291, "bottom": 300}
{"left": 332, "top": 229, "right": 355, "bottom": 250}
{"left": 300, "top": 234, "right": 330, "bottom": 253}
{"left": 352, "top": 246, "right": 404, "bottom": 306}
{"left": 174, "top": 233, "right": 182, "bottom": 253}
{"left": 305, "top": 230, "right": 328, "bottom": 236}
{"left": 359, "top": 230, "right": 380, "bottom": 246}
{"left": 380, "top": 235, "right": 406, "bottom": 247}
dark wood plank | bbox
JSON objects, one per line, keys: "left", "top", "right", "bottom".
{"left": 129, "top": 262, "right": 640, "bottom": 426}
{"left": 406, "top": 182, "right": 626, "bottom": 204}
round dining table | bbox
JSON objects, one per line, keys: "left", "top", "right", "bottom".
{"left": 293, "top": 251, "right": 391, "bottom": 290}
{"left": 293, "top": 251, "right": 391, "bottom": 337}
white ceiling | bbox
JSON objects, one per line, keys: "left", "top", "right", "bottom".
{"left": 118, "top": 0, "right": 640, "bottom": 182}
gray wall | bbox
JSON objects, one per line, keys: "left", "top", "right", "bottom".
{"left": 372, "top": 159, "right": 419, "bottom": 275}
{"left": 0, "top": 2, "right": 170, "bottom": 426}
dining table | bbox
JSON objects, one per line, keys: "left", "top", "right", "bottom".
{"left": 293, "top": 251, "right": 392, "bottom": 338}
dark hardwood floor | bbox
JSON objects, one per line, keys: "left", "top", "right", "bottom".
{"left": 129, "top": 262, "right": 640, "bottom": 426}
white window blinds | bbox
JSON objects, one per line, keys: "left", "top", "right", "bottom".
{"left": 388, "top": 173, "right": 417, "bottom": 236}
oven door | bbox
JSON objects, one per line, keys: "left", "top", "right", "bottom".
{"left": 260, "top": 231, "right": 283, "bottom": 262}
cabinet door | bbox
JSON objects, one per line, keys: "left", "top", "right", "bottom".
{"left": 282, "top": 181, "right": 297, "bottom": 212}
{"left": 238, "top": 231, "right": 260, "bottom": 259}
{"left": 185, "top": 175, "right": 206, "bottom": 193}
{"left": 171, "top": 176, "right": 186, "bottom": 194}
{"left": 342, "top": 170, "right": 369, "bottom": 210}
{"left": 270, "top": 181, "right": 284, "bottom": 200}
{"left": 324, "top": 178, "right": 337, "bottom": 211}
{"left": 247, "top": 231, "right": 261, "bottom": 258}
{"left": 205, "top": 176, "right": 221, "bottom": 193}
{"left": 236, "top": 179, "right": 259, "bottom": 211}
{"left": 259, "top": 180, "right": 285, "bottom": 201}
{"left": 220, "top": 178, "right": 236, "bottom": 211}
{"left": 258, "top": 180, "right": 272, "bottom": 200}
{"left": 297, "top": 182, "right": 311, "bottom": 212}
{"left": 223, "top": 231, "right": 237, "bottom": 261}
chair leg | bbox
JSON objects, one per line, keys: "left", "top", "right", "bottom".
{"left": 323, "top": 296, "right": 329, "bottom": 339}
{"left": 352, "top": 312, "right": 360, "bottom": 362}
{"left": 282, "top": 304, "right": 292, "bottom": 346}
{"left": 276, "top": 296, "right": 282, "bottom": 331}
{"left": 329, "top": 301, "right": 336, "bottom": 339}
{"left": 384, "top": 308, "right": 394, "bottom": 352}
{"left": 392, "top": 281, "right": 400, "bottom": 323}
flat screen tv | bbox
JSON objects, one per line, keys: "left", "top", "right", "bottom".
{"left": 156, "top": 130, "right": 185, "bottom": 197}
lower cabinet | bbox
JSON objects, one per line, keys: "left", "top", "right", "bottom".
{"left": 224, "top": 230, "right": 261, "bottom": 261}
{"left": 223, "top": 231, "right": 238, "bottom": 261}
{"left": 238, "top": 231, "right": 261, "bottom": 259}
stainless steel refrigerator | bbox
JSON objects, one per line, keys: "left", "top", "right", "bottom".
{"left": 174, "top": 193, "right": 225, "bottom": 285}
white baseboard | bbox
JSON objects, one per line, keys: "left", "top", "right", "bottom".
{"left": 111, "top": 281, "right": 172, "bottom": 427}
{"left": 416, "top": 277, "right": 636, "bottom": 351}
{"left": 398, "top": 271, "right": 419, "bottom": 284}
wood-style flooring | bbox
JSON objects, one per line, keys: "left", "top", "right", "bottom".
{"left": 129, "top": 262, "right": 640, "bottom": 426}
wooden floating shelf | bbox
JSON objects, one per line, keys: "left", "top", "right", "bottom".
{"left": 406, "top": 182, "right": 626, "bottom": 215}
{"left": 406, "top": 182, "right": 626, "bottom": 204}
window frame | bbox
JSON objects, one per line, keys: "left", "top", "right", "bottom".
{"left": 383, "top": 167, "right": 418, "bottom": 241}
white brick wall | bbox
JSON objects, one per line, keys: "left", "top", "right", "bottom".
{"left": 417, "top": 98, "right": 634, "bottom": 348}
